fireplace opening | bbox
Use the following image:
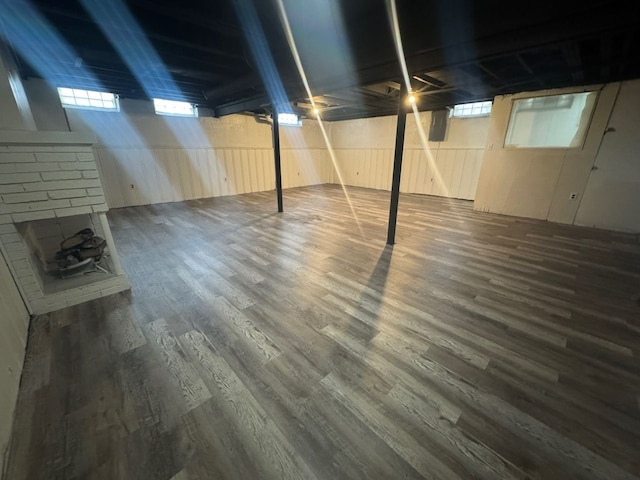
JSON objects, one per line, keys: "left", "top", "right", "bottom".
{"left": 15, "top": 214, "right": 118, "bottom": 295}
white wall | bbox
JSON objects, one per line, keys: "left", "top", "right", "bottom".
{"left": 23, "top": 79, "right": 69, "bottom": 132}
{"left": 329, "top": 111, "right": 489, "bottom": 200}
{"left": 574, "top": 80, "right": 640, "bottom": 232}
{"left": 473, "top": 83, "right": 620, "bottom": 224}
{"left": 23, "top": 77, "right": 640, "bottom": 233}
{"left": 24, "top": 80, "right": 487, "bottom": 207}
{"left": 23, "top": 80, "right": 332, "bottom": 209}
{"left": 0, "top": 49, "right": 35, "bottom": 131}
{"left": 71, "top": 104, "right": 332, "bottom": 208}
{"left": 24, "top": 79, "right": 489, "bottom": 206}
{"left": 0, "top": 248, "right": 29, "bottom": 471}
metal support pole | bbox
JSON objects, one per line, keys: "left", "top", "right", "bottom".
{"left": 272, "top": 111, "right": 284, "bottom": 213}
{"left": 386, "top": 84, "right": 409, "bottom": 245}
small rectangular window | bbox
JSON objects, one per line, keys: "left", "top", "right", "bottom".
{"left": 277, "top": 113, "right": 301, "bottom": 126}
{"left": 58, "top": 87, "right": 118, "bottom": 111}
{"left": 153, "top": 98, "right": 197, "bottom": 117}
{"left": 451, "top": 101, "right": 492, "bottom": 118}
{"left": 505, "top": 92, "right": 597, "bottom": 148}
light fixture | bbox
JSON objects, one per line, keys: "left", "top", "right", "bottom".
{"left": 313, "top": 108, "right": 320, "bottom": 115}
{"left": 408, "top": 94, "right": 416, "bottom": 104}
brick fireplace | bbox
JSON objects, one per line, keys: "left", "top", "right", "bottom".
{"left": 0, "top": 130, "right": 130, "bottom": 314}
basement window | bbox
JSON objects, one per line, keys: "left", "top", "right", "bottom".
{"left": 277, "top": 113, "right": 302, "bottom": 126}
{"left": 505, "top": 92, "right": 597, "bottom": 148}
{"left": 153, "top": 98, "right": 197, "bottom": 117}
{"left": 57, "top": 88, "right": 119, "bottom": 111}
{"left": 451, "top": 101, "right": 492, "bottom": 118}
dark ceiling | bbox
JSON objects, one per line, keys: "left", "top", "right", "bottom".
{"left": 3, "top": 0, "right": 640, "bottom": 121}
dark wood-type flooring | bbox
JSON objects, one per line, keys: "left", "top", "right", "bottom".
{"left": 6, "top": 184, "right": 640, "bottom": 479}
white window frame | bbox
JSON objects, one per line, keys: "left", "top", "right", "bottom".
{"left": 504, "top": 91, "right": 598, "bottom": 149}
{"left": 153, "top": 98, "right": 198, "bottom": 117}
{"left": 451, "top": 101, "right": 492, "bottom": 118}
{"left": 277, "top": 112, "right": 302, "bottom": 127}
{"left": 57, "top": 87, "right": 119, "bottom": 111}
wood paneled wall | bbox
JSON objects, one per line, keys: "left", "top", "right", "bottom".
{"left": 95, "top": 147, "right": 331, "bottom": 209}
{"left": 96, "top": 145, "right": 484, "bottom": 208}
{"left": 0, "top": 249, "right": 29, "bottom": 471}
{"left": 333, "top": 147, "right": 484, "bottom": 200}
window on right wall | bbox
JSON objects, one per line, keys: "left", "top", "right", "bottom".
{"left": 505, "top": 91, "right": 597, "bottom": 148}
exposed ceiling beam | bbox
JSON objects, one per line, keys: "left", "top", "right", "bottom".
{"left": 214, "top": 94, "right": 273, "bottom": 116}
{"left": 129, "top": 0, "right": 243, "bottom": 37}
{"left": 205, "top": 74, "right": 261, "bottom": 100}
{"left": 416, "top": 86, "right": 457, "bottom": 96}
{"left": 35, "top": 5, "right": 247, "bottom": 60}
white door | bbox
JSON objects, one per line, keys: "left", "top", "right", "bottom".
{"left": 575, "top": 81, "right": 640, "bottom": 233}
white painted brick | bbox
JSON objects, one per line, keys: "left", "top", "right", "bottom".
{"left": 23, "top": 179, "right": 102, "bottom": 192}
{"left": 71, "top": 196, "right": 104, "bottom": 207}
{"left": 15, "top": 267, "right": 34, "bottom": 278}
{"left": 1, "top": 199, "right": 71, "bottom": 214}
{"left": 0, "top": 164, "right": 18, "bottom": 174}
{"left": 57, "top": 162, "right": 81, "bottom": 171}
{"left": 48, "top": 189, "right": 87, "bottom": 200}
{"left": 3, "top": 241, "right": 24, "bottom": 252}
{"left": 82, "top": 171, "right": 100, "bottom": 179}
{"left": 29, "top": 300, "right": 46, "bottom": 314}
{"left": 28, "top": 163, "right": 62, "bottom": 172}
{"left": 1, "top": 191, "right": 48, "bottom": 204}
{"left": 101, "top": 279, "right": 130, "bottom": 296}
{"left": 59, "top": 162, "right": 96, "bottom": 171}
{"left": 18, "top": 284, "right": 40, "bottom": 299}
{"left": 76, "top": 152, "right": 95, "bottom": 162}
{"left": 29, "top": 290, "right": 44, "bottom": 300}
{"left": 55, "top": 206, "right": 93, "bottom": 218}
{"left": 25, "top": 293, "right": 40, "bottom": 304}
{"left": 0, "top": 153, "right": 36, "bottom": 163}
{"left": 7, "top": 146, "right": 55, "bottom": 153}
{"left": 0, "top": 184, "right": 26, "bottom": 194}
{"left": 16, "top": 268, "right": 38, "bottom": 285}
{"left": 12, "top": 210, "right": 56, "bottom": 223}
{"left": 35, "top": 152, "right": 75, "bottom": 163}
{"left": 7, "top": 251, "right": 28, "bottom": 262}
{"left": 87, "top": 187, "right": 104, "bottom": 196}
{"left": 92, "top": 204, "right": 109, "bottom": 213}
{"left": 20, "top": 277, "right": 42, "bottom": 292}
{"left": 12, "top": 259, "right": 30, "bottom": 270}
{"left": 0, "top": 214, "right": 12, "bottom": 224}
{"left": 6, "top": 245, "right": 28, "bottom": 261}
{"left": 53, "top": 146, "right": 92, "bottom": 153}
{"left": 0, "top": 173, "right": 41, "bottom": 184}
{"left": 41, "top": 171, "right": 82, "bottom": 181}
{"left": 79, "top": 283, "right": 104, "bottom": 295}
{"left": 0, "top": 224, "right": 16, "bottom": 234}
{"left": 0, "top": 163, "right": 60, "bottom": 174}
{"left": 23, "top": 285, "right": 42, "bottom": 296}
{"left": 1, "top": 233, "right": 21, "bottom": 243}
{"left": 24, "top": 274, "right": 129, "bottom": 314}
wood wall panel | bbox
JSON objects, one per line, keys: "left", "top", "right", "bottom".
{"left": 95, "top": 144, "right": 483, "bottom": 208}
{"left": 95, "top": 148, "right": 330, "bottom": 209}
{"left": 333, "top": 147, "right": 484, "bottom": 200}
{"left": 0, "top": 249, "right": 29, "bottom": 470}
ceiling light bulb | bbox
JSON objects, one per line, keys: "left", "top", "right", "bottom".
{"left": 408, "top": 94, "right": 416, "bottom": 104}
{"left": 313, "top": 108, "right": 320, "bottom": 115}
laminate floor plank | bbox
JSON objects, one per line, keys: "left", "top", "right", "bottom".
{"left": 6, "top": 184, "right": 640, "bottom": 479}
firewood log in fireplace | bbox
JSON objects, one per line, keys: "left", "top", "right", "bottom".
{"left": 55, "top": 228, "right": 107, "bottom": 278}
